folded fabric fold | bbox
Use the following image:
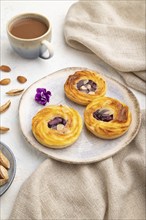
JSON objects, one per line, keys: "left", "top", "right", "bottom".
{"left": 9, "top": 111, "right": 145, "bottom": 220}
{"left": 64, "top": 1, "right": 146, "bottom": 94}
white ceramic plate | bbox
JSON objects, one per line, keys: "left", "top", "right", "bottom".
{"left": 0, "top": 142, "right": 16, "bottom": 196}
{"left": 19, "top": 67, "right": 141, "bottom": 164}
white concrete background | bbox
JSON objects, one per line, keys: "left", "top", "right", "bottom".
{"left": 0, "top": 1, "right": 145, "bottom": 219}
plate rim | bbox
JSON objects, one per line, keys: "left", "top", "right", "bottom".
{"left": 18, "top": 66, "right": 141, "bottom": 164}
{"left": 0, "top": 141, "right": 16, "bottom": 196}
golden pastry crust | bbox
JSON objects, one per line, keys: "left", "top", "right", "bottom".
{"left": 32, "top": 105, "right": 82, "bottom": 148}
{"left": 84, "top": 97, "right": 132, "bottom": 139}
{"left": 64, "top": 70, "right": 106, "bottom": 105}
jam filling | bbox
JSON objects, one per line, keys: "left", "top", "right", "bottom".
{"left": 76, "top": 79, "right": 97, "bottom": 94}
{"left": 48, "top": 117, "right": 67, "bottom": 129}
{"left": 93, "top": 109, "right": 113, "bottom": 122}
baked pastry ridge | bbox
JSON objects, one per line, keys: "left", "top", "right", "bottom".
{"left": 84, "top": 97, "right": 132, "bottom": 139}
{"left": 64, "top": 70, "right": 106, "bottom": 105}
{"left": 32, "top": 105, "right": 82, "bottom": 148}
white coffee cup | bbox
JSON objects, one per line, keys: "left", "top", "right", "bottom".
{"left": 7, "top": 13, "right": 54, "bottom": 59}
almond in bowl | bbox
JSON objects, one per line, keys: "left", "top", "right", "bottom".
{"left": 0, "top": 150, "right": 10, "bottom": 186}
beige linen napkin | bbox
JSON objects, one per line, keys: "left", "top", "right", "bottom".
{"left": 64, "top": 1, "right": 146, "bottom": 94}
{"left": 9, "top": 111, "right": 145, "bottom": 220}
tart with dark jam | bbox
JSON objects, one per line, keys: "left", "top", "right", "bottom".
{"left": 64, "top": 70, "right": 106, "bottom": 105}
{"left": 84, "top": 97, "right": 132, "bottom": 139}
{"left": 32, "top": 105, "right": 82, "bottom": 148}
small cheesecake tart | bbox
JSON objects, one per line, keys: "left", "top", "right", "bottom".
{"left": 64, "top": 70, "right": 106, "bottom": 105}
{"left": 84, "top": 97, "right": 132, "bottom": 139}
{"left": 32, "top": 105, "right": 82, "bottom": 148}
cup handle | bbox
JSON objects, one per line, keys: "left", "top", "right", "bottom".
{"left": 39, "top": 40, "right": 54, "bottom": 59}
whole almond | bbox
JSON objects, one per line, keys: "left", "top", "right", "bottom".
{"left": 17, "top": 76, "right": 27, "bottom": 84}
{"left": 0, "top": 78, "right": 11, "bottom": 85}
{"left": 0, "top": 165, "right": 9, "bottom": 180}
{"left": 0, "top": 150, "right": 10, "bottom": 169}
{"left": 0, "top": 65, "right": 11, "bottom": 72}
{"left": 0, "top": 178, "right": 8, "bottom": 186}
{"left": 6, "top": 89, "right": 24, "bottom": 96}
{"left": 0, "top": 127, "right": 10, "bottom": 134}
{"left": 0, "top": 100, "right": 11, "bottom": 113}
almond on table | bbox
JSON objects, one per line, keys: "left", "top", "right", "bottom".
{"left": 6, "top": 89, "right": 24, "bottom": 96}
{"left": 0, "top": 126, "right": 10, "bottom": 134}
{"left": 0, "top": 100, "right": 11, "bottom": 113}
{"left": 17, "top": 76, "right": 27, "bottom": 83}
{"left": 0, "top": 78, "right": 11, "bottom": 85}
{"left": 0, "top": 65, "right": 11, "bottom": 72}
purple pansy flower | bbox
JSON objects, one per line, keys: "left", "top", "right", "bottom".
{"left": 35, "top": 88, "right": 52, "bottom": 105}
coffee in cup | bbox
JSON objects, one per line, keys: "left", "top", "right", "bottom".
{"left": 7, "top": 13, "right": 54, "bottom": 59}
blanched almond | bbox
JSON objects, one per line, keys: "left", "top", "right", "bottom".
{"left": 0, "top": 127, "right": 10, "bottom": 134}
{"left": 17, "top": 76, "right": 27, "bottom": 84}
{"left": 83, "top": 80, "right": 89, "bottom": 84}
{"left": 0, "top": 65, "right": 11, "bottom": 72}
{"left": 88, "top": 91, "right": 95, "bottom": 95}
{"left": 6, "top": 89, "right": 24, "bottom": 96}
{"left": 80, "top": 86, "right": 87, "bottom": 90}
{"left": 87, "top": 84, "right": 91, "bottom": 90}
{"left": 57, "top": 124, "right": 65, "bottom": 131}
{"left": 0, "top": 100, "right": 11, "bottom": 113}
{"left": 0, "top": 78, "right": 11, "bottom": 85}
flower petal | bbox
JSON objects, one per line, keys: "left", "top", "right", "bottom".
{"left": 35, "top": 88, "right": 52, "bottom": 105}
{"left": 36, "top": 88, "right": 46, "bottom": 94}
